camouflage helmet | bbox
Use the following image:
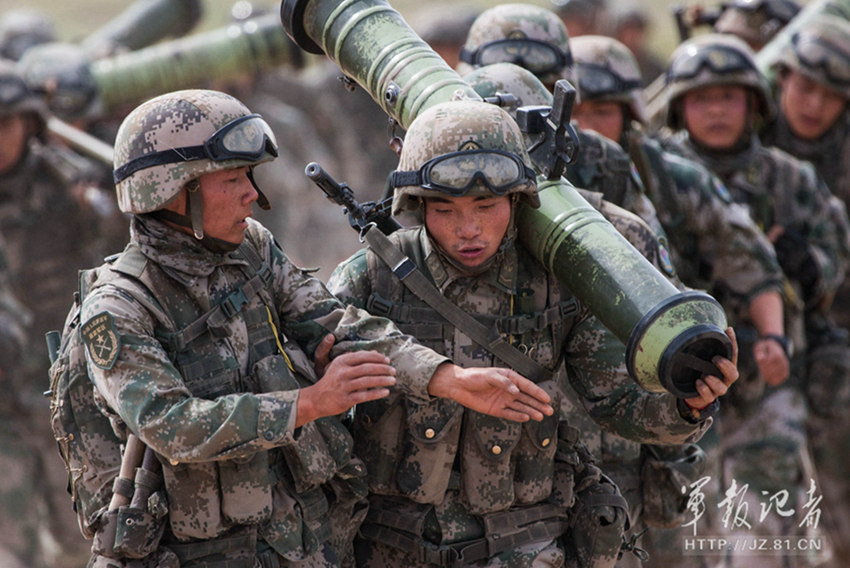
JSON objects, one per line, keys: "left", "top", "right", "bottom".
{"left": 0, "top": 58, "right": 48, "bottom": 132}
{"left": 664, "top": 33, "right": 774, "bottom": 127}
{"left": 714, "top": 0, "right": 800, "bottom": 50}
{"left": 392, "top": 100, "right": 539, "bottom": 215}
{"left": 463, "top": 62, "right": 553, "bottom": 114}
{"left": 113, "top": 89, "right": 277, "bottom": 218}
{"left": 458, "top": 3, "right": 572, "bottom": 87}
{"left": 774, "top": 15, "right": 850, "bottom": 100}
{"left": 570, "top": 35, "right": 647, "bottom": 123}
{"left": 0, "top": 9, "right": 55, "bottom": 62}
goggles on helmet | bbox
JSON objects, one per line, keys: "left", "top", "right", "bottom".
{"left": 576, "top": 63, "right": 642, "bottom": 98}
{"left": 666, "top": 44, "right": 755, "bottom": 82}
{"left": 460, "top": 38, "right": 573, "bottom": 77}
{"left": 114, "top": 114, "right": 278, "bottom": 183}
{"left": 392, "top": 149, "right": 536, "bottom": 196}
{"left": 790, "top": 32, "right": 850, "bottom": 85}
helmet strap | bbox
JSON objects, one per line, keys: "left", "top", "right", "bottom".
{"left": 248, "top": 168, "right": 271, "bottom": 210}
{"left": 186, "top": 180, "right": 205, "bottom": 240}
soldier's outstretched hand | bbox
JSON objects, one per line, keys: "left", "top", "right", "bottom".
{"left": 684, "top": 327, "right": 739, "bottom": 410}
{"left": 295, "top": 349, "right": 396, "bottom": 428}
{"left": 427, "top": 363, "right": 554, "bottom": 422}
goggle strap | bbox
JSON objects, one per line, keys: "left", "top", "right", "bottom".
{"left": 114, "top": 145, "right": 207, "bottom": 184}
{"left": 391, "top": 170, "right": 421, "bottom": 188}
{"left": 458, "top": 46, "right": 475, "bottom": 65}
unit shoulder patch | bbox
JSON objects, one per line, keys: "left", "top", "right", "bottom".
{"left": 81, "top": 311, "right": 121, "bottom": 370}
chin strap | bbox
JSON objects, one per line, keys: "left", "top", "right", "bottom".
{"left": 187, "top": 182, "right": 205, "bottom": 240}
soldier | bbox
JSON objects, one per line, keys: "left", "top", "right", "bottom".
{"left": 326, "top": 99, "right": 739, "bottom": 568}
{"left": 713, "top": 0, "right": 801, "bottom": 51}
{"left": 570, "top": 34, "right": 791, "bottom": 567}
{"left": 659, "top": 33, "right": 845, "bottom": 567}
{"left": 0, "top": 57, "right": 126, "bottom": 567}
{"left": 611, "top": 8, "right": 664, "bottom": 85}
{"left": 550, "top": 0, "right": 609, "bottom": 37}
{"left": 81, "top": 88, "right": 554, "bottom": 567}
{"left": 760, "top": 16, "right": 850, "bottom": 566}
{"left": 0, "top": 232, "right": 52, "bottom": 568}
{"left": 456, "top": 2, "right": 664, "bottom": 240}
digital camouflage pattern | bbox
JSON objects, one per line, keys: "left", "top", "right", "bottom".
{"left": 113, "top": 89, "right": 276, "bottom": 214}
{"left": 457, "top": 3, "right": 571, "bottom": 86}
{"left": 81, "top": 215, "right": 449, "bottom": 565}
{"left": 772, "top": 15, "right": 850, "bottom": 100}
{"left": 392, "top": 101, "right": 539, "bottom": 214}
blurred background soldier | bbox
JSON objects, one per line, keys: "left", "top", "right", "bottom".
{"left": 760, "top": 16, "right": 850, "bottom": 566}
{"left": 550, "top": 0, "right": 610, "bottom": 37}
{"left": 714, "top": 0, "right": 802, "bottom": 51}
{"left": 610, "top": 7, "right": 665, "bottom": 85}
{"left": 0, "top": 8, "right": 55, "bottom": 61}
{"left": 570, "top": 33, "right": 789, "bottom": 567}
{"left": 0, "top": 57, "right": 126, "bottom": 566}
{"left": 659, "top": 33, "right": 845, "bottom": 567}
{"left": 0, "top": 232, "right": 57, "bottom": 568}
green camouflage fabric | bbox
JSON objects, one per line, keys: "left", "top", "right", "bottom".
{"left": 660, "top": 70, "right": 844, "bottom": 564}
{"left": 80, "top": 215, "right": 449, "bottom": 566}
{"left": 630, "top": 132, "right": 783, "bottom": 320}
{"left": 113, "top": 89, "right": 276, "bottom": 214}
{"left": 327, "top": 210, "right": 710, "bottom": 568}
{"left": 457, "top": 3, "right": 571, "bottom": 86}
{"left": 661, "top": 132, "right": 848, "bottom": 318}
{"left": 569, "top": 35, "right": 647, "bottom": 124}
{"left": 0, "top": 233, "right": 55, "bottom": 568}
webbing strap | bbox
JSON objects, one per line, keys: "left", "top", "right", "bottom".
{"left": 363, "top": 226, "right": 552, "bottom": 383}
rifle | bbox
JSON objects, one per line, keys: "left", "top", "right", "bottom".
{"left": 305, "top": 161, "right": 402, "bottom": 236}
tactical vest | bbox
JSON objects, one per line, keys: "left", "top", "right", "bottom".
{"left": 355, "top": 230, "right": 579, "bottom": 514}
{"left": 92, "top": 240, "right": 359, "bottom": 559}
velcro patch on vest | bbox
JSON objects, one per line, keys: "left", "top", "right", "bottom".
{"left": 81, "top": 311, "right": 121, "bottom": 370}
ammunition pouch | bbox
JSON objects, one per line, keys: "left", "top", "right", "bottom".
{"left": 563, "top": 464, "right": 629, "bottom": 568}
{"left": 640, "top": 443, "right": 706, "bottom": 528}
{"left": 359, "top": 497, "right": 568, "bottom": 567}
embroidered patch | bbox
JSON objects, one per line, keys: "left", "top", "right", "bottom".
{"left": 81, "top": 311, "right": 121, "bottom": 370}
{"left": 657, "top": 240, "right": 676, "bottom": 278}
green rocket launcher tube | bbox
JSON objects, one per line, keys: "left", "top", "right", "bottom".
{"left": 90, "top": 13, "right": 301, "bottom": 115}
{"left": 281, "top": 0, "right": 731, "bottom": 397}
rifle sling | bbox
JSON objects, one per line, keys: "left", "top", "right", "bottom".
{"left": 363, "top": 226, "right": 552, "bottom": 383}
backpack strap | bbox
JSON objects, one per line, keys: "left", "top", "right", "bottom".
{"left": 362, "top": 226, "right": 553, "bottom": 383}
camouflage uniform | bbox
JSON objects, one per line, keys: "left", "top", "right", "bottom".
{"left": 81, "top": 90, "right": 452, "bottom": 567}
{"left": 328, "top": 100, "right": 717, "bottom": 568}
{"left": 0, "top": 232, "right": 54, "bottom": 568}
{"left": 0, "top": 58, "right": 125, "bottom": 567}
{"left": 760, "top": 17, "right": 850, "bottom": 566}
{"left": 456, "top": 3, "right": 665, "bottom": 239}
{"left": 659, "top": 35, "right": 841, "bottom": 567}
{"left": 568, "top": 35, "right": 788, "bottom": 567}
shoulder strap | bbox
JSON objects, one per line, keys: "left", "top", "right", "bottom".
{"left": 363, "top": 226, "right": 553, "bottom": 383}
{"left": 109, "top": 242, "right": 276, "bottom": 352}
